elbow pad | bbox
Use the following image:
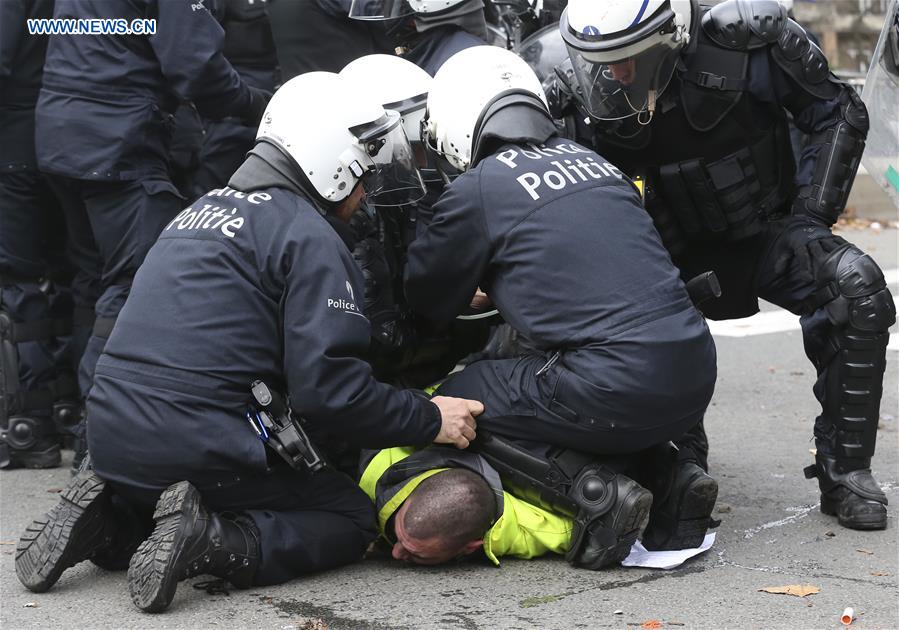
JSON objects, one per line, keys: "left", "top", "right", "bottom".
{"left": 792, "top": 88, "right": 868, "bottom": 226}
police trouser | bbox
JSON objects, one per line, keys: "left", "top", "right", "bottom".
{"left": 46, "top": 175, "right": 184, "bottom": 399}
{"left": 107, "top": 463, "right": 377, "bottom": 586}
{"left": 437, "top": 352, "right": 709, "bottom": 456}
{"left": 676, "top": 218, "right": 895, "bottom": 471}
{"left": 0, "top": 171, "right": 85, "bottom": 452}
{"left": 187, "top": 117, "right": 257, "bottom": 200}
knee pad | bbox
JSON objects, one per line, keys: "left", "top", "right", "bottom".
{"left": 1, "top": 414, "right": 55, "bottom": 452}
{"left": 816, "top": 245, "right": 896, "bottom": 331}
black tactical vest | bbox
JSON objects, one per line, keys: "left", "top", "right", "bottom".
{"left": 588, "top": 23, "right": 795, "bottom": 257}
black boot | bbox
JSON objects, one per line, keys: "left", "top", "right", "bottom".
{"left": 128, "top": 481, "right": 260, "bottom": 613}
{"left": 639, "top": 450, "right": 718, "bottom": 551}
{"left": 90, "top": 495, "right": 153, "bottom": 570}
{"left": 16, "top": 471, "right": 117, "bottom": 591}
{"left": 470, "top": 431, "right": 652, "bottom": 570}
{"left": 565, "top": 467, "right": 653, "bottom": 570}
{"left": 805, "top": 455, "right": 887, "bottom": 530}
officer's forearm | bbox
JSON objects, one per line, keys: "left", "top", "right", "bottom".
{"left": 792, "top": 88, "right": 868, "bottom": 226}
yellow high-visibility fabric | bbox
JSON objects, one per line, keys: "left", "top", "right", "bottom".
{"left": 482, "top": 491, "right": 573, "bottom": 564}
{"left": 359, "top": 446, "right": 573, "bottom": 565}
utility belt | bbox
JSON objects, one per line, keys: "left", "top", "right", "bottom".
{"left": 246, "top": 380, "right": 325, "bottom": 473}
{"left": 645, "top": 127, "right": 791, "bottom": 253}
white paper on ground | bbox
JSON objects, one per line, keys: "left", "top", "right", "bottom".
{"left": 621, "top": 532, "right": 716, "bottom": 569}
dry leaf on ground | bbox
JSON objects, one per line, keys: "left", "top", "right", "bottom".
{"left": 641, "top": 620, "right": 663, "bottom": 629}
{"left": 855, "top": 548, "right": 874, "bottom": 555}
{"left": 759, "top": 585, "right": 821, "bottom": 598}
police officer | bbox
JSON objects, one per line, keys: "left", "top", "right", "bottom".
{"left": 186, "top": 0, "right": 281, "bottom": 199}
{"left": 559, "top": 0, "right": 895, "bottom": 530}
{"left": 15, "top": 72, "right": 483, "bottom": 613}
{"left": 35, "top": 0, "right": 271, "bottom": 431}
{"left": 339, "top": 54, "right": 491, "bottom": 387}
{"left": 404, "top": 46, "right": 719, "bottom": 567}
{"left": 349, "top": 0, "right": 489, "bottom": 74}
{"left": 1, "top": 0, "right": 84, "bottom": 469}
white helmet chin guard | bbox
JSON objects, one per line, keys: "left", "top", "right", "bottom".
{"left": 560, "top": 0, "right": 695, "bottom": 122}
{"left": 423, "top": 45, "right": 549, "bottom": 173}
{"left": 349, "top": 0, "right": 471, "bottom": 20}
{"left": 256, "top": 72, "right": 425, "bottom": 207}
{"left": 340, "top": 54, "right": 433, "bottom": 146}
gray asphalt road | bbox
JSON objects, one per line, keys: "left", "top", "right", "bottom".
{"left": 2, "top": 227, "right": 897, "bottom": 630}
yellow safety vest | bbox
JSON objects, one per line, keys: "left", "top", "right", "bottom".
{"left": 359, "top": 446, "right": 573, "bottom": 564}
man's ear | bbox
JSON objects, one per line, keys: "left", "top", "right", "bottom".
{"left": 460, "top": 539, "right": 484, "bottom": 556}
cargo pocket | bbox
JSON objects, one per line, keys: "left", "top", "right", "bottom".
{"left": 546, "top": 367, "right": 581, "bottom": 425}
{"left": 503, "top": 357, "right": 539, "bottom": 417}
{"left": 706, "top": 148, "right": 764, "bottom": 241}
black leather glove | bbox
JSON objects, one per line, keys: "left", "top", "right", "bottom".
{"left": 242, "top": 86, "right": 271, "bottom": 127}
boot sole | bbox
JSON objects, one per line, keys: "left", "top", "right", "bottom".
{"left": 820, "top": 496, "right": 887, "bottom": 530}
{"left": 15, "top": 472, "right": 109, "bottom": 592}
{"left": 127, "top": 481, "right": 200, "bottom": 613}
{"left": 610, "top": 484, "right": 653, "bottom": 563}
{"left": 644, "top": 473, "right": 718, "bottom": 551}
{"left": 591, "top": 484, "right": 653, "bottom": 568}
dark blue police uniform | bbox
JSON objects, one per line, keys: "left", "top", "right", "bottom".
{"left": 87, "top": 183, "right": 442, "bottom": 583}
{"left": 268, "top": 0, "right": 391, "bottom": 80}
{"left": 35, "top": 0, "right": 269, "bottom": 408}
{"left": 405, "top": 137, "right": 717, "bottom": 454}
{"left": 186, "top": 0, "right": 280, "bottom": 199}
{"left": 402, "top": 25, "right": 486, "bottom": 75}
{"left": 1, "top": 0, "right": 85, "bottom": 468}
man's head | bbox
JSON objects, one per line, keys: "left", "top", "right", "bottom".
{"left": 252, "top": 72, "right": 425, "bottom": 212}
{"left": 391, "top": 468, "right": 496, "bottom": 565}
{"left": 423, "top": 45, "right": 554, "bottom": 174}
{"left": 340, "top": 54, "right": 434, "bottom": 172}
{"left": 560, "top": 0, "right": 696, "bottom": 121}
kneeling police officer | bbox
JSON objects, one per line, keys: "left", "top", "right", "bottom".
{"left": 404, "top": 46, "right": 719, "bottom": 568}
{"left": 15, "top": 72, "right": 483, "bottom": 613}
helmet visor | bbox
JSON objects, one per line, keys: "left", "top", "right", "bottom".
{"left": 348, "top": 0, "right": 414, "bottom": 20}
{"left": 354, "top": 111, "right": 426, "bottom": 206}
{"left": 566, "top": 43, "right": 680, "bottom": 120}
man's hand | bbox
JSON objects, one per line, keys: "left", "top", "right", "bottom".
{"left": 469, "top": 288, "right": 492, "bottom": 311}
{"left": 431, "top": 395, "right": 484, "bottom": 449}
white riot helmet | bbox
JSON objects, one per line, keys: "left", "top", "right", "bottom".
{"left": 256, "top": 72, "right": 425, "bottom": 207}
{"left": 349, "top": 0, "right": 471, "bottom": 19}
{"left": 423, "top": 45, "right": 551, "bottom": 173}
{"left": 560, "top": 0, "right": 696, "bottom": 122}
{"left": 339, "top": 54, "right": 433, "bottom": 146}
